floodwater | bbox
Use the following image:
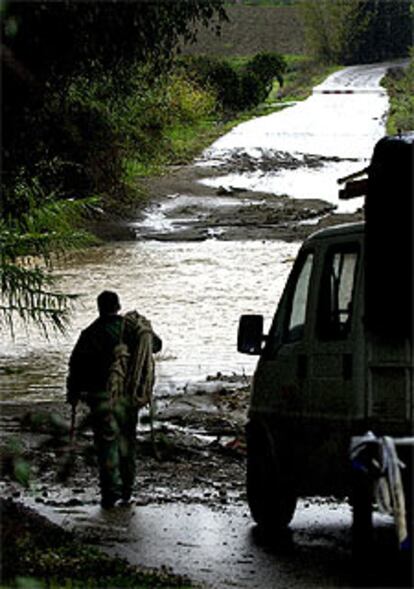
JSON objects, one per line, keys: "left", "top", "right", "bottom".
{"left": 0, "top": 61, "right": 396, "bottom": 403}
{"left": 199, "top": 62, "right": 394, "bottom": 214}
{"left": 2, "top": 61, "right": 410, "bottom": 589}
{"left": 0, "top": 240, "right": 298, "bottom": 401}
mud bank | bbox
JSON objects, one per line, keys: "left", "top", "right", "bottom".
{"left": 135, "top": 157, "right": 363, "bottom": 242}
{"left": 0, "top": 374, "right": 251, "bottom": 510}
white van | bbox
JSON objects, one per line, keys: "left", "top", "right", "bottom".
{"left": 237, "top": 133, "right": 414, "bottom": 533}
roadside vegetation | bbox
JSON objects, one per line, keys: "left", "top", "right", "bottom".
{"left": 383, "top": 49, "right": 414, "bottom": 135}
{"left": 299, "top": 0, "right": 412, "bottom": 64}
{"left": 1, "top": 1, "right": 227, "bottom": 335}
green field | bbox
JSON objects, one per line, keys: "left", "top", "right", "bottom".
{"left": 181, "top": 4, "right": 305, "bottom": 57}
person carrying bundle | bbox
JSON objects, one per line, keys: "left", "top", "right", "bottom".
{"left": 66, "top": 290, "right": 162, "bottom": 508}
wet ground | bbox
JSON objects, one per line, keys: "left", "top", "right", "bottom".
{"left": 1, "top": 383, "right": 411, "bottom": 588}
{"left": 136, "top": 159, "right": 364, "bottom": 243}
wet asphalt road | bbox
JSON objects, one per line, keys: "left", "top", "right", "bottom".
{"left": 24, "top": 495, "right": 409, "bottom": 589}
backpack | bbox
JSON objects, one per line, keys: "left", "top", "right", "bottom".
{"left": 106, "top": 311, "right": 155, "bottom": 408}
{"left": 106, "top": 318, "right": 130, "bottom": 405}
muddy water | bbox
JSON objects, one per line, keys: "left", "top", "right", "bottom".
{"left": 0, "top": 240, "right": 298, "bottom": 402}
{"left": 0, "top": 62, "right": 396, "bottom": 403}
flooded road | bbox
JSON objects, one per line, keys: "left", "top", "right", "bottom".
{"left": 2, "top": 61, "right": 410, "bottom": 589}
{"left": 199, "top": 61, "right": 395, "bottom": 214}
{"left": 0, "top": 61, "right": 397, "bottom": 403}
{"left": 0, "top": 240, "right": 298, "bottom": 401}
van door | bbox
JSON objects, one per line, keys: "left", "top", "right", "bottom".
{"left": 297, "top": 241, "right": 363, "bottom": 492}
{"left": 251, "top": 248, "right": 315, "bottom": 420}
{"left": 308, "top": 242, "right": 363, "bottom": 421}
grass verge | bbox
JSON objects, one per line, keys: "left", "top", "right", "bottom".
{"left": 382, "top": 51, "right": 414, "bottom": 135}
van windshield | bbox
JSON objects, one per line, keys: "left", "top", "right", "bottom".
{"left": 285, "top": 252, "right": 314, "bottom": 342}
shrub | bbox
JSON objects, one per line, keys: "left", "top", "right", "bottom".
{"left": 238, "top": 70, "right": 264, "bottom": 109}
{"left": 177, "top": 52, "right": 286, "bottom": 112}
{"left": 52, "top": 101, "right": 124, "bottom": 199}
{"left": 176, "top": 55, "right": 239, "bottom": 110}
{"left": 166, "top": 73, "right": 216, "bottom": 125}
{"left": 383, "top": 50, "right": 414, "bottom": 135}
{"left": 246, "top": 52, "right": 286, "bottom": 91}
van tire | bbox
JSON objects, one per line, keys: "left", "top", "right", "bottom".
{"left": 350, "top": 467, "right": 373, "bottom": 560}
{"left": 246, "top": 420, "right": 297, "bottom": 532}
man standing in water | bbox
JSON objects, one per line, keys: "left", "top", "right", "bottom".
{"left": 66, "top": 290, "right": 162, "bottom": 508}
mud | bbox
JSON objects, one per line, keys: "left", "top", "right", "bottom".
{"left": 1, "top": 378, "right": 411, "bottom": 589}
{"left": 135, "top": 156, "right": 363, "bottom": 242}
{"left": 0, "top": 374, "right": 251, "bottom": 510}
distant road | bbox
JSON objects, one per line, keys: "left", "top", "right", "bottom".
{"left": 201, "top": 61, "right": 408, "bottom": 212}
{"left": 313, "top": 59, "right": 409, "bottom": 94}
{"left": 205, "top": 60, "right": 405, "bottom": 159}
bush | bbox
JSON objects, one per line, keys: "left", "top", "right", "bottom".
{"left": 299, "top": 0, "right": 412, "bottom": 65}
{"left": 2, "top": 90, "right": 126, "bottom": 216}
{"left": 383, "top": 51, "right": 414, "bottom": 135}
{"left": 246, "top": 52, "right": 286, "bottom": 90}
{"left": 52, "top": 101, "right": 124, "bottom": 199}
{"left": 177, "top": 52, "right": 286, "bottom": 112}
{"left": 238, "top": 70, "right": 264, "bottom": 109}
{"left": 166, "top": 73, "right": 216, "bottom": 125}
{"left": 176, "top": 55, "right": 239, "bottom": 110}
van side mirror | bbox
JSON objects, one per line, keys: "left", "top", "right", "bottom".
{"left": 237, "top": 314, "right": 265, "bottom": 355}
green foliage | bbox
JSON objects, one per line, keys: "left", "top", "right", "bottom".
{"left": 2, "top": 1, "right": 227, "bottom": 88}
{"left": 356, "top": 0, "right": 413, "bottom": 63}
{"left": 177, "top": 55, "right": 238, "bottom": 109}
{"left": 383, "top": 51, "right": 414, "bottom": 135}
{"left": 176, "top": 51, "right": 286, "bottom": 111}
{"left": 246, "top": 52, "right": 287, "bottom": 87}
{"left": 0, "top": 260, "right": 74, "bottom": 336}
{"left": 2, "top": 0, "right": 227, "bottom": 207}
{"left": 277, "top": 55, "right": 340, "bottom": 102}
{"left": 1, "top": 2, "right": 228, "bottom": 336}
{"left": 244, "top": 51, "right": 287, "bottom": 104}
{"left": 167, "top": 73, "right": 217, "bottom": 125}
{"left": 299, "top": 0, "right": 369, "bottom": 64}
{"left": 0, "top": 194, "right": 95, "bottom": 336}
{"left": 299, "top": 0, "right": 413, "bottom": 64}
{"left": 0, "top": 438, "right": 31, "bottom": 487}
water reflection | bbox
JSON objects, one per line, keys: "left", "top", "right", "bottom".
{"left": 0, "top": 239, "right": 299, "bottom": 402}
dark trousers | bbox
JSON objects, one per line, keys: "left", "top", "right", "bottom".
{"left": 88, "top": 392, "right": 138, "bottom": 501}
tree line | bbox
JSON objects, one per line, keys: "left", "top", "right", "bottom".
{"left": 300, "top": 0, "right": 413, "bottom": 64}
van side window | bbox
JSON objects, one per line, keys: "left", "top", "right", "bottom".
{"left": 318, "top": 247, "right": 359, "bottom": 339}
{"left": 285, "top": 252, "right": 314, "bottom": 342}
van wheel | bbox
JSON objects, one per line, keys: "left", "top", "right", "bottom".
{"left": 246, "top": 421, "right": 297, "bottom": 533}
{"left": 350, "top": 467, "right": 373, "bottom": 559}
